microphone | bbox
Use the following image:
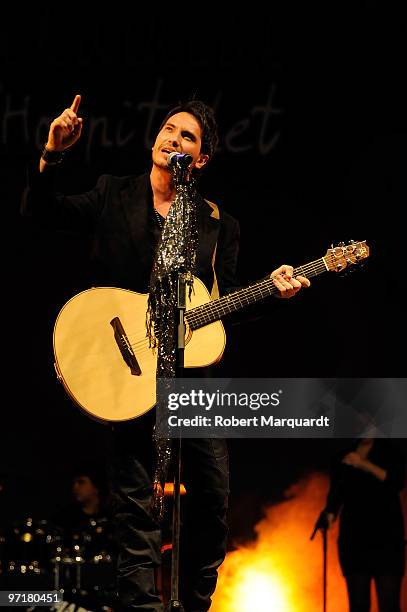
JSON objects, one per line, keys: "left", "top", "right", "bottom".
{"left": 167, "top": 151, "right": 193, "bottom": 168}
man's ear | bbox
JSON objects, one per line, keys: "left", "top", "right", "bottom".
{"left": 194, "top": 153, "right": 209, "bottom": 170}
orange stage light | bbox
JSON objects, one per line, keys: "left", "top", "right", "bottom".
{"left": 211, "top": 473, "right": 350, "bottom": 612}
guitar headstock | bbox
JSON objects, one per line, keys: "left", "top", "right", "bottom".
{"left": 324, "top": 240, "right": 370, "bottom": 272}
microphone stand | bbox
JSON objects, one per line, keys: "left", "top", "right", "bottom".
{"left": 166, "top": 160, "right": 190, "bottom": 612}
{"left": 165, "top": 273, "right": 186, "bottom": 612}
{"left": 309, "top": 450, "right": 352, "bottom": 612}
{"left": 310, "top": 510, "right": 329, "bottom": 612}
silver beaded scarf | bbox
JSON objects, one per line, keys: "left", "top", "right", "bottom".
{"left": 146, "top": 165, "right": 198, "bottom": 521}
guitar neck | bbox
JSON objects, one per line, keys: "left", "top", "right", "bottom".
{"left": 186, "top": 257, "right": 329, "bottom": 330}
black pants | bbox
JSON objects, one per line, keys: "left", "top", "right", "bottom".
{"left": 345, "top": 574, "right": 402, "bottom": 612}
{"left": 109, "top": 414, "right": 229, "bottom": 612}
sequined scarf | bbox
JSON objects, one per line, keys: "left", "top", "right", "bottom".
{"left": 146, "top": 166, "right": 198, "bottom": 521}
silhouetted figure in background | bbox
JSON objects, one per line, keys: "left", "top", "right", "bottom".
{"left": 53, "top": 466, "right": 111, "bottom": 532}
{"left": 324, "top": 438, "right": 405, "bottom": 612}
{"left": 52, "top": 465, "right": 116, "bottom": 610}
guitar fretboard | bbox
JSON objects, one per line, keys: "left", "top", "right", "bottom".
{"left": 186, "top": 257, "right": 328, "bottom": 330}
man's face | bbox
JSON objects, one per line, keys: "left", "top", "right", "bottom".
{"left": 72, "top": 475, "right": 99, "bottom": 504}
{"left": 152, "top": 111, "right": 209, "bottom": 172}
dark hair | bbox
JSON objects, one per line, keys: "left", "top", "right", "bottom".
{"left": 159, "top": 100, "right": 219, "bottom": 162}
{"left": 71, "top": 462, "right": 108, "bottom": 497}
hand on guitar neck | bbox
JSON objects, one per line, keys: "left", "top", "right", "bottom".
{"left": 270, "top": 264, "right": 311, "bottom": 298}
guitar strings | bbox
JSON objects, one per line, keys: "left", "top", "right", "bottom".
{"left": 127, "top": 260, "right": 328, "bottom": 351}
{"left": 186, "top": 260, "right": 328, "bottom": 329}
{"left": 127, "top": 253, "right": 363, "bottom": 351}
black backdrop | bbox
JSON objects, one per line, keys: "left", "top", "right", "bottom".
{"left": 1, "top": 5, "right": 406, "bottom": 542}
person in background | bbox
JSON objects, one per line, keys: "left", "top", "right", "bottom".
{"left": 324, "top": 438, "right": 405, "bottom": 612}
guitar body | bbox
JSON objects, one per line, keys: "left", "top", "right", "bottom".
{"left": 53, "top": 277, "right": 226, "bottom": 422}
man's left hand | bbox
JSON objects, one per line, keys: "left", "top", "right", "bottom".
{"left": 271, "top": 265, "right": 311, "bottom": 299}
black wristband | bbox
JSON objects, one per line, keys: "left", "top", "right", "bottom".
{"left": 41, "top": 144, "right": 65, "bottom": 165}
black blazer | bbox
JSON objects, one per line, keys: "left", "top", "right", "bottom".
{"left": 22, "top": 169, "right": 240, "bottom": 296}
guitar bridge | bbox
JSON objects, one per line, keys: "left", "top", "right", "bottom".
{"left": 110, "top": 317, "right": 142, "bottom": 376}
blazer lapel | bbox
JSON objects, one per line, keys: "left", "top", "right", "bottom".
{"left": 196, "top": 196, "right": 221, "bottom": 290}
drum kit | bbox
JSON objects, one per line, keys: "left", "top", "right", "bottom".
{"left": 0, "top": 516, "right": 116, "bottom": 610}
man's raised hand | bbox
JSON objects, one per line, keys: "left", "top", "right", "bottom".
{"left": 45, "top": 95, "right": 83, "bottom": 152}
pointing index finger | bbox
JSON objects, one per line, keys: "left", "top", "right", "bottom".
{"left": 70, "top": 94, "right": 81, "bottom": 114}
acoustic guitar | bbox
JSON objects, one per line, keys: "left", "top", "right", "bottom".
{"left": 53, "top": 241, "right": 369, "bottom": 422}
